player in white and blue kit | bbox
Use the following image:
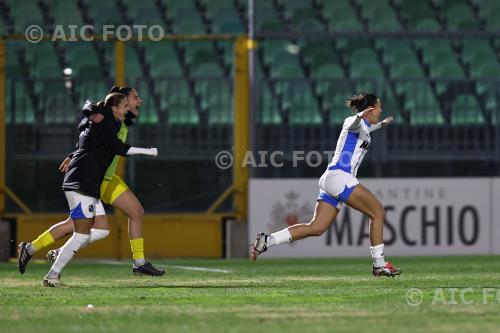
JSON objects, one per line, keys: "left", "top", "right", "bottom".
{"left": 251, "top": 93, "right": 401, "bottom": 277}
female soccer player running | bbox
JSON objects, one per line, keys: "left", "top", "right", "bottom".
{"left": 18, "top": 86, "right": 165, "bottom": 276}
{"left": 42, "top": 92, "right": 157, "bottom": 287}
{"left": 250, "top": 93, "right": 401, "bottom": 277}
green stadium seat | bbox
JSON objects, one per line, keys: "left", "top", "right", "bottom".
{"left": 322, "top": 2, "right": 363, "bottom": 31}
{"left": 192, "top": 62, "right": 224, "bottom": 77}
{"left": 461, "top": 39, "right": 496, "bottom": 65}
{"left": 290, "top": 7, "right": 320, "bottom": 26}
{"left": 258, "top": 81, "right": 281, "bottom": 125}
{"left": 151, "top": 61, "right": 184, "bottom": 77}
{"left": 212, "top": 18, "right": 245, "bottom": 34}
{"left": 385, "top": 48, "right": 420, "bottom": 69}
{"left": 144, "top": 42, "right": 177, "bottom": 65}
{"left": 173, "top": 8, "right": 206, "bottom": 34}
{"left": 471, "top": 62, "right": 500, "bottom": 96}
{"left": 155, "top": 79, "right": 199, "bottom": 125}
{"left": 444, "top": 5, "right": 479, "bottom": 31}
{"left": 124, "top": 48, "right": 143, "bottom": 84}
{"left": 286, "top": 88, "right": 322, "bottom": 125}
{"left": 311, "top": 63, "right": 344, "bottom": 95}
{"left": 51, "top": 0, "right": 85, "bottom": 26}
{"left": 207, "top": 85, "right": 232, "bottom": 125}
{"left": 7, "top": 80, "right": 35, "bottom": 124}
{"left": 278, "top": 0, "right": 313, "bottom": 16}
{"left": 391, "top": 63, "right": 425, "bottom": 78}
{"left": 26, "top": 42, "right": 59, "bottom": 72}
{"left": 65, "top": 44, "right": 100, "bottom": 72}
{"left": 359, "top": 1, "right": 401, "bottom": 32}
{"left": 414, "top": 19, "right": 442, "bottom": 31}
{"left": 311, "top": 63, "right": 343, "bottom": 78}
{"left": 257, "top": 20, "right": 282, "bottom": 33}
{"left": 260, "top": 40, "right": 289, "bottom": 66}
{"left": 306, "top": 50, "right": 339, "bottom": 73}
{"left": 130, "top": 5, "right": 164, "bottom": 26}
{"left": 435, "top": 0, "right": 471, "bottom": 10}
{"left": 396, "top": 0, "right": 439, "bottom": 30}
{"left": 84, "top": 0, "right": 123, "bottom": 29}
{"left": 206, "top": 5, "right": 240, "bottom": 23}
{"left": 180, "top": 41, "right": 215, "bottom": 66}
{"left": 164, "top": 0, "right": 196, "bottom": 14}
{"left": 7, "top": 0, "right": 44, "bottom": 33}
{"left": 355, "top": 0, "right": 391, "bottom": 11}
{"left": 451, "top": 94, "right": 484, "bottom": 125}
{"left": 401, "top": 82, "right": 443, "bottom": 125}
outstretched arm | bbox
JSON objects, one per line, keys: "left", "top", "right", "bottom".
{"left": 344, "top": 107, "right": 375, "bottom": 130}
{"left": 369, "top": 116, "right": 394, "bottom": 132}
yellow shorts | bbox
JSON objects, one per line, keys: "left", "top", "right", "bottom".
{"left": 100, "top": 175, "right": 129, "bottom": 204}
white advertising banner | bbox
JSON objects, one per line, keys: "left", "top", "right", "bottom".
{"left": 249, "top": 178, "right": 496, "bottom": 257}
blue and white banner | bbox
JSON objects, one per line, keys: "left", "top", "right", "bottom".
{"left": 249, "top": 178, "right": 497, "bottom": 257}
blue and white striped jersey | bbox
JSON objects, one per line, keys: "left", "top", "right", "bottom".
{"left": 327, "top": 113, "right": 382, "bottom": 176}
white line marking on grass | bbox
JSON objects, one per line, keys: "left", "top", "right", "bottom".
{"left": 95, "top": 260, "right": 232, "bottom": 273}
{"left": 168, "top": 265, "right": 232, "bottom": 274}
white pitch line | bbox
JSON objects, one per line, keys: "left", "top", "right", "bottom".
{"left": 168, "top": 265, "right": 232, "bottom": 274}
{"left": 95, "top": 260, "right": 232, "bottom": 273}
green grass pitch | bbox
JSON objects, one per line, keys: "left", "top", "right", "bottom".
{"left": 1, "top": 256, "right": 499, "bottom": 333}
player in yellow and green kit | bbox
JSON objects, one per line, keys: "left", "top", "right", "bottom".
{"left": 17, "top": 86, "right": 165, "bottom": 276}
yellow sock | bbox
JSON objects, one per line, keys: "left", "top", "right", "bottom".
{"left": 130, "top": 238, "right": 145, "bottom": 263}
{"left": 31, "top": 230, "right": 55, "bottom": 252}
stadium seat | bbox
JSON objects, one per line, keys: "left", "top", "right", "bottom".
{"left": 445, "top": 4, "right": 479, "bottom": 30}
{"left": 155, "top": 79, "right": 199, "bottom": 125}
{"left": 172, "top": 7, "right": 206, "bottom": 34}
{"left": 130, "top": 5, "right": 164, "bottom": 26}
{"left": 258, "top": 81, "right": 281, "bottom": 125}
{"left": 50, "top": 0, "right": 85, "bottom": 26}
{"left": 358, "top": 1, "right": 402, "bottom": 32}
{"left": 461, "top": 39, "right": 496, "bottom": 66}
{"left": 7, "top": 0, "right": 44, "bottom": 33}
{"left": 396, "top": 0, "right": 439, "bottom": 30}
{"left": 285, "top": 88, "right": 322, "bottom": 125}
{"left": 322, "top": 2, "right": 363, "bottom": 31}
{"left": 451, "top": 94, "right": 484, "bottom": 125}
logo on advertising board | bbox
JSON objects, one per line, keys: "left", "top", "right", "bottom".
{"left": 268, "top": 191, "right": 313, "bottom": 245}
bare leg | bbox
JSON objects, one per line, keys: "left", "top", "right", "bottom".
{"left": 345, "top": 184, "right": 385, "bottom": 246}
{"left": 288, "top": 201, "right": 340, "bottom": 241}
{"left": 47, "top": 217, "right": 74, "bottom": 240}
{"left": 92, "top": 215, "right": 109, "bottom": 230}
{"left": 111, "top": 190, "right": 144, "bottom": 239}
{"left": 73, "top": 218, "right": 93, "bottom": 234}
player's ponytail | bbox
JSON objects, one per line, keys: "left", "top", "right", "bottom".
{"left": 346, "top": 93, "right": 379, "bottom": 114}
{"left": 103, "top": 92, "right": 127, "bottom": 107}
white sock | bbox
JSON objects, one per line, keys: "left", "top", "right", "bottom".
{"left": 134, "top": 259, "right": 146, "bottom": 266}
{"left": 370, "top": 243, "right": 386, "bottom": 268}
{"left": 48, "top": 232, "right": 90, "bottom": 277}
{"left": 89, "top": 228, "right": 110, "bottom": 244}
{"left": 267, "top": 228, "right": 292, "bottom": 247}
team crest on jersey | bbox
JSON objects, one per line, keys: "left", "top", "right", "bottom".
{"left": 88, "top": 205, "right": 94, "bottom": 213}
{"left": 360, "top": 140, "right": 371, "bottom": 150}
{"left": 268, "top": 191, "right": 313, "bottom": 245}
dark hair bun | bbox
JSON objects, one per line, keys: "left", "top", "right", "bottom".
{"left": 346, "top": 92, "right": 378, "bottom": 113}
